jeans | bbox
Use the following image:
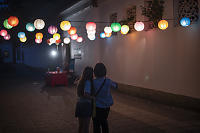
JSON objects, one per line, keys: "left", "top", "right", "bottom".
{"left": 92, "top": 107, "right": 110, "bottom": 133}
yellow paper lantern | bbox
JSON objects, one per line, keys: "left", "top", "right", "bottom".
{"left": 60, "top": 21, "right": 71, "bottom": 31}
{"left": 20, "top": 37, "right": 27, "bottom": 42}
{"left": 121, "top": 25, "right": 129, "bottom": 34}
{"left": 35, "top": 33, "right": 43, "bottom": 39}
{"left": 158, "top": 20, "right": 168, "bottom": 30}
{"left": 53, "top": 33, "right": 60, "bottom": 40}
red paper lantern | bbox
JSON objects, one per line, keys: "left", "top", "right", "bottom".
{"left": 86, "top": 22, "right": 96, "bottom": 31}
{"left": 68, "top": 27, "right": 77, "bottom": 35}
{"left": 0, "top": 30, "right": 8, "bottom": 36}
{"left": 56, "top": 39, "right": 61, "bottom": 43}
{"left": 8, "top": 16, "right": 19, "bottom": 27}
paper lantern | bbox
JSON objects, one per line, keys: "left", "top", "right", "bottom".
{"left": 180, "top": 17, "right": 190, "bottom": 27}
{"left": 53, "top": 33, "right": 60, "bottom": 40}
{"left": 87, "top": 29, "right": 96, "bottom": 35}
{"left": 121, "top": 25, "right": 129, "bottom": 34}
{"left": 100, "top": 33, "right": 106, "bottom": 38}
{"left": 71, "top": 34, "right": 78, "bottom": 40}
{"left": 88, "top": 34, "right": 96, "bottom": 40}
{"left": 68, "top": 27, "right": 77, "bottom": 35}
{"left": 56, "top": 39, "right": 61, "bottom": 44}
{"left": 63, "top": 37, "right": 70, "bottom": 44}
{"left": 4, "top": 34, "right": 10, "bottom": 40}
{"left": 134, "top": 22, "right": 144, "bottom": 31}
{"left": 20, "top": 37, "right": 27, "bottom": 42}
{"left": 60, "top": 21, "right": 71, "bottom": 31}
{"left": 3, "top": 19, "right": 13, "bottom": 29}
{"left": 86, "top": 22, "right": 96, "bottom": 31}
{"left": 48, "top": 25, "right": 58, "bottom": 34}
{"left": 26, "top": 23, "right": 35, "bottom": 32}
{"left": 34, "top": 19, "right": 45, "bottom": 30}
{"left": 50, "top": 38, "right": 56, "bottom": 44}
{"left": 158, "top": 20, "right": 168, "bottom": 30}
{"left": 105, "top": 32, "right": 112, "bottom": 37}
{"left": 35, "top": 38, "right": 42, "bottom": 44}
{"left": 111, "top": 23, "right": 121, "bottom": 32}
{"left": 18, "top": 32, "right": 25, "bottom": 38}
{"left": 8, "top": 16, "right": 19, "bottom": 27}
{"left": 104, "top": 27, "right": 112, "bottom": 34}
{"left": 0, "top": 30, "right": 8, "bottom": 36}
{"left": 77, "top": 37, "right": 83, "bottom": 42}
{"left": 35, "top": 33, "right": 43, "bottom": 39}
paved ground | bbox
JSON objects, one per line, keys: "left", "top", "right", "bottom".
{"left": 0, "top": 74, "right": 200, "bottom": 133}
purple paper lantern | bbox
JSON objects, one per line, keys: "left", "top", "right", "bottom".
{"left": 48, "top": 25, "right": 58, "bottom": 35}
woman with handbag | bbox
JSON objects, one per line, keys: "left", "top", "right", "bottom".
{"left": 85, "top": 63, "right": 118, "bottom": 133}
{"left": 75, "top": 66, "right": 94, "bottom": 133}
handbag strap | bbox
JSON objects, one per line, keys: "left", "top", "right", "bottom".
{"left": 95, "top": 78, "right": 106, "bottom": 97}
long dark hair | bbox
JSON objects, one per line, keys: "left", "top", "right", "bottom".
{"left": 77, "top": 66, "right": 93, "bottom": 97}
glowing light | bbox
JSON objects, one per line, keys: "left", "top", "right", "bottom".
{"left": 8, "top": 16, "right": 19, "bottom": 27}
{"left": 180, "top": 17, "right": 190, "bottom": 27}
{"left": 34, "top": 19, "right": 45, "bottom": 30}
{"left": 105, "top": 32, "right": 112, "bottom": 37}
{"left": 3, "top": 19, "right": 13, "bottom": 29}
{"left": 26, "top": 23, "right": 35, "bottom": 32}
{"left": 111, "top": 23, "right": 121, "bottom": 32}
{"left": 35, "top": 33, "right": 43, "bottom": 39}
{"left": 48, "top": 25, "right": 58, "bottom": 34}
{"left": 53, "top": 33, "right": 60, "bottom": 40}
{"left": 0, "top": 30, "right": 8, "bottom": 37}
{"left": 4, "top": 34, "right": 10, "bottom": 40}
{"left": 77, "top": 37, "right": 83, "bottom": 42}
{"left": 104, "top": 27, "right": 112, "bottom": 33}
{"left": 51, "top": 50, "right": 57, "bottom": 57}
{"left": 158, "top": 20, "right": 168, "bottom": 30}
{"left": 50, "top": 38, "right": 56, "bottom": 44}
{"left": 100, "top": 33, "right": 106, "bottom": 38}
{"left": 20, "top": 37, "right": 27, "bottom": 42}
{"left": 63, "top": 37, "right": 70, "bottom": 44}
{"left": 134, "top": 22, "right": 144, "bottom": 31}
{"left": 71, "top": 34, "right": 78, "bottom": 40}
{"left": 121, "top": 25, "right": 129, "bottom": 34}
{"left": 60, "top": 21, "right": 71, "bottom": 31}
{"left": 18, "top": 32, "right": 25, "bottom": 38}
{"left": 35, "top": 38, "right": 42, "bottom": 43}
{"left": 68, "top": 27, "right": 77, "bottom": 35}
{"left": 86, "top": 22, "right": 96, "bottom": 31}
{"left": 88, "top": 34, "right": 95, "bottom": 40}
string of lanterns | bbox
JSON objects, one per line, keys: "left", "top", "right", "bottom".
{"left": 0, "top": 15, "right": 192, "bottom": 44}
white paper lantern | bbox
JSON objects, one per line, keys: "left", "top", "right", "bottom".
{"left": 104, "top": 27, "right": 112, "bottom": 34}
{"left": 63, "top": 37, "right": 71, "bottom": 44}
{"left": 50, "top": 38, "right": 56, "bottom": 44}
{"left": 34, "top": 19, "right": 45, "bottom": 30}
{"left": 134, "top": 22, "right": 144, "bottom": 31}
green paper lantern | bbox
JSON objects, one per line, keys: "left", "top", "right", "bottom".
{"left": 111, "top": 23, "right": 121, "bottom": 32}
{"left": 3, "top": 19, "right": 13, "bottom": 29}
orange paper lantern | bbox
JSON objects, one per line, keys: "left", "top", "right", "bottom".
{"left": 35, "top": 33, "right": 43, "bottom": 39}
{"left": 68, "top": 27, "right": 77, "bottom": 35}
{"left": 8, "top": 16, "right": 19, "bottom": 27}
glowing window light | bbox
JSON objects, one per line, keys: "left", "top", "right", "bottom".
{"left": 77, "top": 37, "right": 83, "bottom": 42}
{"left": 20, "top": 37, "right": 27, "bottom": 42}
{"left": 4, "top": 34, "right": 10, "bottom": 40}
{"left": 63, "top": 37, "right": 70, "bottom": 44}
{"left": 111, "top": 23, "right": 121, "bottom": 32}
{"left": 53, "top": 33, "right": 60, "bottom": 40}
{"left": 35, "top": 33, "right": 43, "bottom": 39}
{"left": 86, "top": 22, "right": 96, "bottom": 31}
{"left": 3, "top": 19, "right": 13, "bottom": 29}
{"left": 100, "top": 33, "right": 106, "bottom": 38}
{"left": 60, "top": 21, "right": 71, "bottom": 31}
{"left": 0, "top": 29, "right": 8, "bottom": 37}
{"left": 48, "top": 25, "right": 58, "bottom": 35}
{"left": 158, "top": 20, "right": 168, "bottom": 30}
{"left": 121, "top": 25, "right": 129, "bottom": 34}
{"left": 71, "top": 34, "right": 78, "bottom": 40}
{"left": 26, "top": 23, "right": 35, "bottom": 32}
{"left": 8, "top": 16, "right": 19, "bottom": 27}
{"left": 134, "top": 22, "right": 144, "bottom": 31}
{"left": 180, "top": 17, "right": 190, "bottom": 27}
{"left": 18, "top": 32, "right": 25, "bottom": 38}
{"left": 34, "top": 19, "right": 45, "bottom": 30}
{"left": 104, "top": 27, "right": 112, "bottom": 33}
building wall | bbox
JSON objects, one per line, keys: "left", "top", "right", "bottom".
{"left": 0, "top": 42, "right": 13, "bottom": 63}
{"left": 64, "top": 0, "right": 200, "bottom": 99}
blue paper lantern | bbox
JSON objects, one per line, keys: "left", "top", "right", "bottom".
{"left": 180, "top": 17, "right": 190, "bottom": 27}
{"left": 26, "top": 23, "right": 35, "bottom": 32}
{"left": 100, "top": 33, "right": 105, "bottom": 38}
{"left": 18, "top": 32, "right": 25, "bottom": 38}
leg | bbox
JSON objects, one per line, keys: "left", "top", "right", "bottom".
{"left": 83, "top": 117, "right": 91, "bottom": 133}
{"left": 93, "top": 117, "right": 101, "bottom": 133}
{"left": 78, "top": 118, "right": 84, "bottom": 133}
{"left": 97, "top": 107, "right": 110, "bottom": 133}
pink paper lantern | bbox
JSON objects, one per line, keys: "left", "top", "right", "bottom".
{"left": 4, "top": 34, "right": 10, "bottom": 40}
{"left": 48, "top": 25, "right": 58, "bottom": 35}
{"left": 0, "top": 29, "right": 8, "bottom": 36}
{"left": 71, "top": 34, "right": 78, "bottom": 40}
{"left": 35, "top": 38, "right": 42, "bottom": 43}
{"left": 77, "top": 37, "right": 83, "bottom": 42}
{"left": 86, "top": 22, "right": 96, "bottom": 31}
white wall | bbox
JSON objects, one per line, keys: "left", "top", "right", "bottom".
{"left": 64, "top": 0, "right": 200, "bottom": 99}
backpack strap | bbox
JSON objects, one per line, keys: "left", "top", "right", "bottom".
{"left": 95, "top": 78, "right": 106, "bottom": 97}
